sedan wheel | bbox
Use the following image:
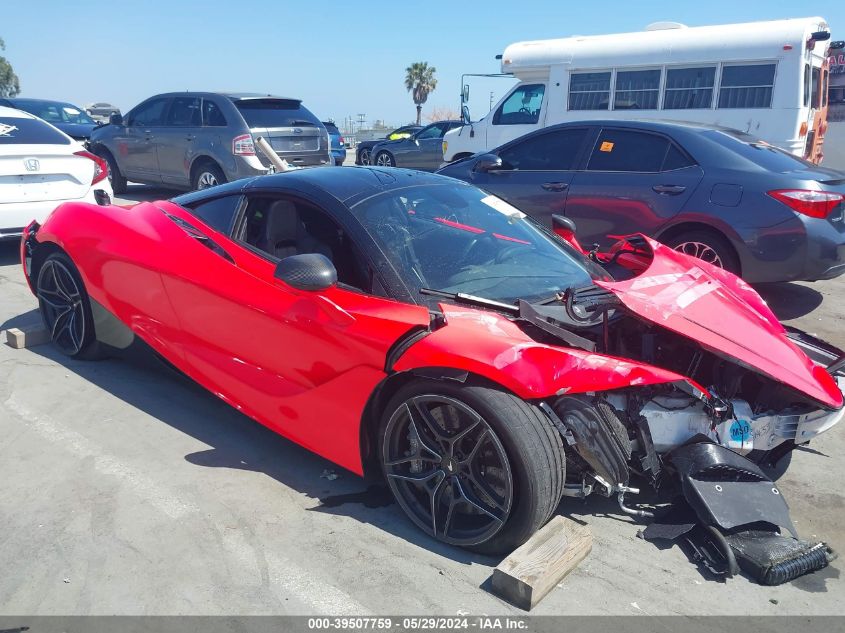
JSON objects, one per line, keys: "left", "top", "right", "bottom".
{"left": 665, "top": 230, "right": 739, "bottom": 274}
{"left": 375, "top": 152, "right": 395, "bottom": 167}
{"left": 382, "top": 394, "right": 513, "bottom": 546}
{"left": 36, "top": 255, "right": 95, "bottom": 357}
{"left": 673, "top": 241, "right": 724, "bottom": 267}
{"left": 359, "top": 148, "right": 371, "bottom": 165}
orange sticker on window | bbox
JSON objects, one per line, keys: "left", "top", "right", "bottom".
{"left": 600, "top": 141, "right": 614, "bottom": 152}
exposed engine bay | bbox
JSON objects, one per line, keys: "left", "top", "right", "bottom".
{"left": 514, "top": 275, "right": 844, "bottom": 585}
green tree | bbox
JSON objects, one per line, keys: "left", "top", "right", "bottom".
{"left": 404, "top": 62, "right": 437, "bottom": 126}
{"left": 0, "top": 37, "right": 20, "bottom": 98}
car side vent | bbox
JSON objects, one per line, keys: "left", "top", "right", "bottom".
{"left": 159, "top": 208, "right": 235, "bottom": 264}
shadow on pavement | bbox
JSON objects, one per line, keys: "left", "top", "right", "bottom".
{"left": 115, "top": 183, "right": 178, "bottom": 204}
{"left": 754, "top": 282, "right": 824, "bottom": 320}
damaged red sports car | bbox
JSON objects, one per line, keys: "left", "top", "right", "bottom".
{"left": 21, "top": 168, "right": 843, "bottom": 583}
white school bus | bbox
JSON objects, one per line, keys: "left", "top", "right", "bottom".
{"left": 443, "top": 17, "right": 833, "bottom": 164}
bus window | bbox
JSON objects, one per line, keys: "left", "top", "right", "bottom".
{"left": 664, "top": 67, "right": 715, "bottom": 109}
{"left": 493, "top": 84, "right": 546, "bottom": 125}
{"left": 804, "top": 64, "right": 811, "bottom": 107}
{"left": 569, "top": 72, "right": 611, "bottom": 110}
{"left": 811, "top": 67, "right": 821, "bottom": 109}
{"left": 614, "top": 69, "right": 661, "bottom": 110}
{"left": 719, "top": 64, "right": 776, "bottom": 108}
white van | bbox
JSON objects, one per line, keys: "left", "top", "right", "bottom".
{"left": 443, "top": 17, "right": 833, "bottom": 164}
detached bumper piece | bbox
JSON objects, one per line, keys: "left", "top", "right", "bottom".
{"left": 642, "top": 437, "right": 836, "bottom": 584}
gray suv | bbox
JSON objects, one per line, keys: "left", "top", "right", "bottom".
{"left": 89, "top": 92, "right": 330, "bottom": 193}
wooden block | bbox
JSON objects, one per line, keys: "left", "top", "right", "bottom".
{"left": 490, "top": 515, "right": 592, "bottom": 611}
{"left": 5, "top": 326, "right": 51, "bottom": 349}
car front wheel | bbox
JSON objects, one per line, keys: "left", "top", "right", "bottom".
{"left": 375, "top": 151, "right": 395, "bottom": 167}
{"left": 379, "top": 379, "right": 565, "bottom": 554}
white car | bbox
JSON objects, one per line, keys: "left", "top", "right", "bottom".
{"left": 0, "top": 105, "right": 112, "bottom": 241}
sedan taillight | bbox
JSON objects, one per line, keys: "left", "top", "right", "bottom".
{"left": 232, "top": 134, "right": 256, "bottom": 156}
{"left": 768, "top": 189, "right": 844, "bottom": 219}
{"left": 74, "top": 150, "right": 108, "bottom": 185}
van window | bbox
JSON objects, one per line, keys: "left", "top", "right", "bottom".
{"left": 586, "top": 129, "right": 670, "bottom": 172}
{"left": 202, "top": 99, "right": 227, "bottom": 127}
{"left": 493, "top": 84, "right": 545, "bottom": 125}
{"left": 614, "top": 69, "right": 661, "bottom": 110}
{"left": 499, "top": 128, "right": 588, "bottom": 170}
{"left": 811, "top": 67, "right": 821, "bottom": 109}
{"left": 663, "top": 67, "right": 715, "bottom": 109}
{"left": 232, "top": 98, "right": 321, "bottom": 128}
{"left": 569, "top": 72, "right": 610, "bottom": 110}
{"left": 166, "top": 97, "right": 201, "bottom": 126}
{"left": 719, "top": 64, "right": 776, "bottom": 109}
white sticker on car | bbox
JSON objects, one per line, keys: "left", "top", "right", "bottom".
{"left": 0, "top": 122, "right": 18, "bottom": 137}
{"left": 480, "top": 195, "right": 525, "bottom": 219}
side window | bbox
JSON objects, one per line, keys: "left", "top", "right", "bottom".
{"left": 415, "top": 125, "right": 443, "bottom": 140}
{"left": 131, "top": 98, "right": 169, "bottom": 126}
{"left": 614, "top": 69, "right": 661, "bottom": 110}
{"left": 662, "top": 144, "right": 696, "bottom": 171}
{"left": 804, "top": 64, "right": 811, "bottom": 107}
{"left": 203, "top": 99, "right": 227, "bottom": 127}
{"left": 568, "top": 73, "right": 610, "bottom": 111}
{"left": 811, "top": 66, "right": 821, "bottom": 109}
{"left": 499, "top": 128, "right": 588, "bottom": 170}
{"left": 184, "top": 194, "right": 242, "bottom": 234}
{"left": 239, "top": 197, "right": 371, "bottom": 292}
{"left": 586, "top": 129, "right": 670, "bottom": 173}
{"left": 719, "top": 64, "right": 776, "bottom": 109}
{"left": 166, "top": 97, "right": 201, "bottom": 126}
{"left": 493, "top": 84, "right": 545, "bottom": 124}
{"left": 664, "top": 67, "right": 715, "bottom": 109}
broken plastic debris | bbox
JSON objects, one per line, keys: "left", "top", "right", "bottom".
{"left": 63, "top": 578, "right": 70, "bottom": 584}
{"left": 320, "top": 469, "right": 339, "bottom": 481}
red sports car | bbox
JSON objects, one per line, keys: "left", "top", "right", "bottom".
{"left": 20, "top": 168, "right": 843, "bottom": 582}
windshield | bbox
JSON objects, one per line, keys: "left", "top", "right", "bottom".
{"left": 703, "top": 128, "right": 817, "bottom": 172}
{"left": 12, "top": 100, "right": 95, "bottom": 125}
{"left": 351, "top": 183, "right": 604, "bottom": 305}
{"left": 233, "top": 98, "right": 321, "bottom": 128}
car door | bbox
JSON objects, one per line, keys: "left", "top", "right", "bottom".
{"left": 468, "top": 127, "right": 591, "bottom": 227}
{"left": 157, "top": 190, "right": 430, "bottom": 472}
{"left": 155, "top": 96, "right": 201, "bottom": 187}
{"left": 396, "top": 123, "right": 444, "bottom": 170}
{"left": 116, "top": 97, "right": 170, "bottom": 182}
{"left": 564, "top": 127, "right": 704, "bottom": 248}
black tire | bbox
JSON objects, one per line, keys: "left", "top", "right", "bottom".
{"left": 35, "top": 251, "right": 101, "bottom": 359}
{"left": 379, "top": 379, "right": 565, "bottom": 555}
{"left": 358, "top": 147, "right": 371, "bottom": 165}
{"left": 375, "top": 151, "right": 395, "bottom": 167}
{"left": 192, "top": 161, "right": 226, "bottom": 191}
{"left": 664, "top": 229, "right": 740, "bottom": 275}
{"left": 97, "top": 148, "right": 127, "bottom": 195}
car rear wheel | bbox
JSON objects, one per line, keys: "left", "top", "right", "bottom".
{"left": 193, "top": 162, "right": 226, "bottom": 191}
{"left": 358, "top": 148, "right": 371, "bottom": 165}
{"left": 379, "top": 379, "right": 565, "bottom": 554}
{"left": 97, "top": 149, "right": 127, "bottom": 195}
{"left": 375, "top": 151, "right": 395, "bottom": 167}
{"left": 665, "top": 230, "right": 740, "bottom": 275}
{"left": 36, "top": 252, "right": 100, "bottom": 359}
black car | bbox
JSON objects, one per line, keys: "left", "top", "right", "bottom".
{"left": 0, "top": 98, "right": 99, "bottom": 142}
{"left": 437, "top": 120, "right": 845, "bottom": 283}
{"left": 355, "top": 125, "right": 422, "bottom": 165}
{"left": 370, "top": 121, "right": 463, "bottom": 172}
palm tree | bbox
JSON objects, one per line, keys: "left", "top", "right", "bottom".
{"left": 405, "top": 62, "right": 437, "bottom": 126}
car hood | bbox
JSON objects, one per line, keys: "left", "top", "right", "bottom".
{"left": 54, "top": 122, "right": 98, "bottom": 139}
{"left": 595, "top": 236, "right": 843, "bottom": 409}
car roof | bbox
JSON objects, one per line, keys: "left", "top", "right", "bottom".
{"left": 545, "top": 118, "right": 742, "bottom": 135}
{"left": 0, "top": 105, "right": 34, "bottom": 118}
{"left": 247, "top": 166, "right": 459, "bottom": 204}
{"left": 5, "top": 97, "right": 79, "bottom": 107}
{"left": 141, "top": 91, "right": 303, "bottom": 102}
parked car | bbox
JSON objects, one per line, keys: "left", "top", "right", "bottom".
{"left": 0, "top": 105, "right": 111, "bottom": 241}
{"left": 370, "top": 121, "right": 463, "bottom": 171}
{"left": 20, "top": 168, "right": 843, "bottom": 584}
{"left": 437, "top": 120, "right": 845, "bottom": 283}
{"left": 85, "top": 102, "right": 121, "bottom": 123}
{"left": 0, "top": 98, "right": 100, "bottom": 143}
{"left": 355, "top": 125, "right": 422, "bottom": 165}
{"left": 322, "top": 121, "right": 346, "bottom": 165}
{"left": 88, "top": 92, "right": 330, "bottom": 194}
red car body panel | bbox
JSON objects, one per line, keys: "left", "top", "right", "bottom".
{"left": 34, "top": 201, "right": 431, "bottom": 475}
{"left": 596, "top": 237, "right": 843, "bottom": 409}
{"left": 394, "top": 304, "right": 699, "bottom": 399}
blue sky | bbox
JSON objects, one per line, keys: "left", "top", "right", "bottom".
{"left": 2, "top": 1, "right": 842, "bottom": 130}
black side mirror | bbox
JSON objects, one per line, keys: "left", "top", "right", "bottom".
{"left": 273, "top": 253, "right": 337, "bottom": 291}
{"left": 552, "top": 214, "right": 584, "bottom": 253}
{"left": 472, "top": 153, "right": 503, "bottom": 173}
{"left": 109, "top": 112, "right": 123, "bottom": 126}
